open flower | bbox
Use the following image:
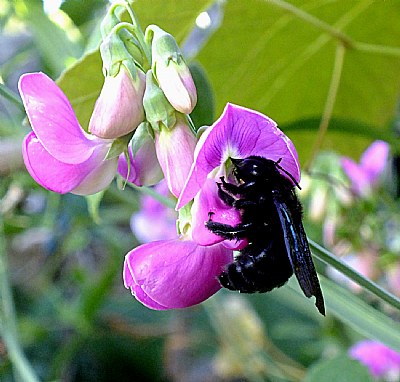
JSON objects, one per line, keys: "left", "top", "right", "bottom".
{"left": 124, "top": 103, "right": 300, "bottom": 310}
{"left": 19, "top": 72, "right": 118, "bottom": 195}
{"left": 350, "top": 340, "right": 400, "bottom": 380}
{"left": 341, "top": 140, "right": 389, "bottom": 197}
{"left": 177, "top": 103, "right": 300, "bottom": 246}
{"left": 123, "top": 238, "right": 233, "bottom": 309}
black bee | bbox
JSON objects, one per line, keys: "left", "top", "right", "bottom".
{"left": 206, "top": 156, "right": 325, "bottom": 315}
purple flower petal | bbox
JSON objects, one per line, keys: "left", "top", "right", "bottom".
{"left": 123, "top": 239, "right": 233, "bottom": 309}
{"left": 360, "top": 140, "right": 389, "bottom": 185}
{"left": 18, "top": 72, "right": 106, "bottom": 164}
{"left": 23, "top": 132, "right": 116, "bottom": 195}
{"left": 349, "top": 340, "right": 400, "bottom": 378}
{"left": 177, "top": 103, "right": 300, "bottom": 208}
{"left": 118, "top": 139, "right": 163, "bottom": 187}
{"left": 191, "top": 178, "right": 243, "bottom": 248}
{"left": 341, "top": 157, "right": 371, "bottom": 197}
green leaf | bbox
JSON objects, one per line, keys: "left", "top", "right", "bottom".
{"left": 57, "top": 50, "right": 104, "bottom": 129}
{"left": 189, "top": 61, "right": 216, "bottom": 129}
{"left": 304, "top": 354, "right": 373, "bottom": 382}
{"left": 196, "top": 1, "right": 400, "bottom": 158}
{"left": 132, "top": 0, "right": 213, "bottom": 43}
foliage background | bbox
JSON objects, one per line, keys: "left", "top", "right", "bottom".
{"left": 1, "top": 0, "right": 400, "bottom": 381}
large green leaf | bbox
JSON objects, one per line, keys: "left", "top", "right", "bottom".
{"left": 196, "top": 1, "right": 400, "bottom": 158}
{"left": 57, "top": 50, "right": 103, "bottom": 129}
{"left": 132, "top": 0, "right": 212, "bottom": 43}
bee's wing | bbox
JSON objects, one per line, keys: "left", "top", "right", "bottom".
{"left": 272, "top": 191, "right": 325, "bottom": 316}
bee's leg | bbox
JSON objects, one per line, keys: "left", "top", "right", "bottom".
{"left": 205, "top": 215, "right": 253, "bottom": 240}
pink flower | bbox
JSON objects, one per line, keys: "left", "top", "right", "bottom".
{"left": 154, "top": 115, "right": 197, "bottom": 198}
{"left": 177, "top": 103, "right": 300, "bottom": 246}
{"left": 341, "top": 140, "right": 389, "bottom": 197}
{"left": 123, "top": 103, "right": 300, "bottom": 310}
{"left": 89, "top": 67, "right": 146, "bottom": 139}
{"left": 123, "top": 239, "right": 233, "bottom": 309}
{"left": 19, "top": 72, "right": 118, "bottom": 195}
{"left": 130, "top": 181, "right": 177, "bottom": 243}
{"left": 149, "top": 25, "right": 197, "bottom": 114}
{"left": 117, "top": 132, "right": 163, "bottom": 187}
{"left": 350, "top": 340, "right": 400, "bottom": 379}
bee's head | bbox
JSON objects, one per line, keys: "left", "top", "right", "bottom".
{"left": 231, "top": 156, "right": 301, "bottom": 189}
{"left": 231, "top": 156, "right": 278, "bottom": 182}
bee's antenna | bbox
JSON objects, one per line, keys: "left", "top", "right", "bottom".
{"left": 274, "top": 158, "right": 302, "bottom": 190}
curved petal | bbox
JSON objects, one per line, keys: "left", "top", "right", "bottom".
{"left": 23, "top": 132, "right": 115, "bottom": 195}
{"left": 178, "top": 103, "right": 300, "bottom": 208}
{"left": 191, "top": 178, "right": 244, "bottom": 248}
{"left": 155, "top": 116, "right": 197, "bottom": 198}
{"left": 123, "top": 263, "right": 168, "bottom": 309}
{"left": 71, "top": 156, "right": 118, "bottom": 195}
{"left": 124, "top": 239, "right": 233, "bottom": 309}
{"left": 18, "top": 72, "right": 104, "bottom": 164}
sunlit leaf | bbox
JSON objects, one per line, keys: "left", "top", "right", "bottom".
{"left": 196, "top": 1, "right": 400, "bottom": 159}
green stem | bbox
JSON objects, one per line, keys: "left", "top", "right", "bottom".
{"left": 309, "top": 239, "right": 400, "bottom": 311}
{"left": 267, "top": 0, "right": 354, "bottom": 48}
{"left": 123, "top": 0, "right": 152, "bottom": 65}
{"left": 354, "top": 41, "right": 400, "bottom": 57}
{"left": 0, "top": 216, "right": 40, "bottom": 382}
{"left": 0, "top": 83, "right": 24, "bottom": 112}
{"left": 126, "top": 182, "right": 176, "bottom": 209}
{"left": 305, "top": 43, "right": 346, "bottom": 170}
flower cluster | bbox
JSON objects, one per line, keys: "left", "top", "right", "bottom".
{"left": 19, "top": 2, "right": 301, "bottom": 310}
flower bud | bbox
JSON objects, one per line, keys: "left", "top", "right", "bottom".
{"left": 154, "top": 115, "right": 196, "bottom": 198}
{"left": 143, "top": 70, "right": 176, "bottom": 131}
{"left": 89, "top": 65, "right": 146, "bottom": 139}
{"left": 147, "top": 25, "right": 197, "bottom": 114}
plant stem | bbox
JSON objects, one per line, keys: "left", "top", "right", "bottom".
{"left": 267, "top": 0, "right": 354, "bottom": 47}
{"left": 309, "top": 238, "right": 400, "bottom": 311}
{"left": 0, "top": 216, "right": 40, "bottom": 382}
{"left": 126, "top": 182, "right": 176, "bottom": 209}
{"left": 305, "top": 43, "right": 346, "bottom": 170}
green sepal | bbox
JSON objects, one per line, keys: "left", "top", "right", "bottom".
{"left": 105, "top": 130, "right": 135, "bottom": 160}
{"left": 143, "top": 70, "right": 176, "bottom": 131}
{"left": 100, "top": 4, "right": 121, "bottom": 38}
{"left": 130, "top": 122, "right": 153, "bottom": 157}
{"left": 100, "top": 27, "right": 142, "bottom": 77}
{"left": 85, "top": 191, "right": 105, "bottom": 224}
{"left": 177, "top": 201, "right": 193, "bottom": 236}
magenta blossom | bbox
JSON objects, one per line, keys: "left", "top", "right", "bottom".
{"left": 350, "top": 340, "right": 400, "bottom": 380}
{"left": 124, "top": 103, "right": 300, "bottom": 310}
{"left": 178, "top": 103, "right": 300, "bottom": 246}
{"left": 123, "top": 239, "right": 233, "bottom": 309}
{"left": 19, "top": 72, "right": 118, "bottom": 195}
{"left": 130, "top": 180, "right": 177, "bottom": 243}
{"left": 341, "top": 140, "right": 389, "bottom": 197}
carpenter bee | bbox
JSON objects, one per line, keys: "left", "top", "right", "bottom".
{"left": 206, "top": 156, "right": 325, "bottom": 315}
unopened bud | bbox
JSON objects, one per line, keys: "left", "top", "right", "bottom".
{"left": 146, "top": 25, "right": 197, "bottom": 114}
